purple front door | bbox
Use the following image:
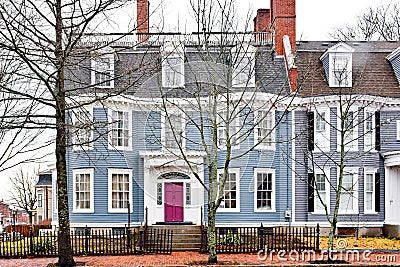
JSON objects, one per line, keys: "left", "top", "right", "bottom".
{"left": 164, "top": 182, "right": 184, "bottom": 222}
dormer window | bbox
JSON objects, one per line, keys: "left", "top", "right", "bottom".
{"left": 162, "top": 42, "right": 184, "bottom": 88}
{"left": 331, "top": 55, "right": 351, "bottom": 87}
{"left": 91, "top": 48, "right": 114, "bottom": 88}
{"left": 320, "top": 43, "right": 354, "bottom": 88}
{"left": 232, "top": 44, "right": 256, "bottom": 88}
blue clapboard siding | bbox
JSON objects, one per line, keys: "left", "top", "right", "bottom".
{"left": 203, "top": 111, "right": 293, "bottom": 223}
{"left": 67, "top": 107, "right": 146, "bottom": 224}
{"left": 295, "top": 107, "right": 384, "bottom": 224}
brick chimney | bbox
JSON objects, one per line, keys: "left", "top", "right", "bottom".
{"left": 253, "top": 9, "right": 271, "bottom": 32}
{"left": 270, "top": 0, "right": 296, "bottom": 56}
{"left": 137, "top": 0, "right": 149, "bottom": 42}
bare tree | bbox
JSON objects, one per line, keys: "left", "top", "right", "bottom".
{"left": 141, "top": 0, "right": 295, "bottom": 263}
{"left": 0, "top": 1, "right": 140, "bottom": 265}
{"left": 332, "top": 3, "right": 400, "bottom": 41}
{"left": 295, "top": 47, "right": 384, "bottom": 261}
{"left": 9, "top": 166, "right": 39, "bottom": 224}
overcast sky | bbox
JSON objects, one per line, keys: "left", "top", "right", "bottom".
{"left": 140, "top": 0, "right": 398, "bottom": 40}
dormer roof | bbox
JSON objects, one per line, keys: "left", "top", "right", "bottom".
{"left": 319, "top": 42, "right": 355, "bottom": 61}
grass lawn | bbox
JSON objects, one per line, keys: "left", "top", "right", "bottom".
{"left": 319, "top": 236, "right": 400, "bottom": 250}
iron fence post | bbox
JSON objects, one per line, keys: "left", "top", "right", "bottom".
{"left": 29, "top": 227, "right": 34, "bottom": 256}
{"left": 85, "top": 225, "right": 89, "bottom": 255}
{"left": 316, "top": 223, "right": 320, "bottom": 251}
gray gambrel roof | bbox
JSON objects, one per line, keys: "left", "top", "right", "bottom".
{"left": 65, "top": 44, "right": 291, "bottom": 99}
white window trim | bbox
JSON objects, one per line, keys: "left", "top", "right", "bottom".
{"left": 72, "top": 107, "right": 93, "bottom": 151}
{"left": 217, "top": 108, "right": 240, "bottom": 150}
{"left": 314, "top": 108, "right": 330, "bottom": 153}
{"left": 364, "top": 109, "right": 376, "bottom": 152}
{"left": 312, "top": 168, "right": 330, "bottom": 215}
{"left": 108, "top": 168, "right": 133, "bottom": 213}
{"left": 329, "top": 53, "right": 352, "bottom": 87}
{"left": 161, "top": 111, "right": 186, "bottom": 151}
{"left": 337, "top": 106, "right": 358, "bottom": 152}
{"left": 231, "top": 44, "right": 256, "bottom": 88}
{"left": 338, "top": 167, "right": 359, "bottom": 215}
{"left": 217, "top": 168, "right": 240, "bottom": 213}
{"left": 161, "top": 42, "right": 185, "bottom": 88}
{"left": 72, "top": 168, "right": 94, "bottom": 213}
{"left": 108, "top": 108, "right": 132, "bottom": 151}
{"left": 254, "top": 168, "right": 276, "bottom": 212}
{"left": 254, "top": 109, "right": 275, "bottom": 150}
{"left": 91, "top": 50, "right": 115, "bottom": 88}
{"left": 37, "top": 193, "right": 43, "bottom": 208}
{"left": 396, "top": 120, "right": 400, "bottom": 140}
{"left": 364, "top": 168, "right": 378, "bottom": 214}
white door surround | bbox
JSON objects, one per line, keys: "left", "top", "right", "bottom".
{"left": 140, "top": 151, "right": 205, "bottom": 225}
{"left": 383, "top": 151, "right": 400, "bottom": 225}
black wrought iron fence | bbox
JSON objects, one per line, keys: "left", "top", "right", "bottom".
{"left": 201, "top": 224, "right": 320, "bottom": 254}
{"left": 0, "top": 226, "right": 173, "bottom": 258}
{"left": 144, "top": 228, "right": 173, "bottom": 254}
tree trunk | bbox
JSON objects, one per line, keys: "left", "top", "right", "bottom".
{"left": 55, "top": 0, "right": 75, "bottom": 266}
{"left": 207, "top": 203, "right": 217, "bottom": 263}
{"left": 28, "top": 211, "right": 33, "bottom": 225}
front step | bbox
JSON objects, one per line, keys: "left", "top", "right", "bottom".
{"left": 147, "top": 225, "right": 202, "bottom": 251}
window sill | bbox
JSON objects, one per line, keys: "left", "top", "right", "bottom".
{"left": 364, "top": 211, "right": 378, "bottom": 215}
{"left": 108, "top": 146, "right": 132, "bottom": 151}
{"left": 255, "top": 145, "right": 276, "bottom": 151}
{"left": 338, "top": 211, "right": 359, "bottom": 215}
{"left": 254, "top": 208, "right": 276, "bottom": 213}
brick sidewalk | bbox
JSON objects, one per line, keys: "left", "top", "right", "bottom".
{"left": 0, "top": 252, "right": 400, "bottom": 266}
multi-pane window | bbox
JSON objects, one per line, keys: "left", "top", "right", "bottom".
{"left": 233, "top": 56, "right": 254, "bottom": 87}
{"left": 218, "top": 169, "right": 239, "bottom": 211}
{"left": 218, "top": 110, "right": 238, "bottom": 148}
{"left": 255, "top": 110, "right": 274, "bottom": 148}
{"left": 110, "top": 110, "right": 130, "bottom": 149}
{"left": 157, "top": 183, "right": 162, "bottom": 205}
{"left": 316, "top": 112, "right": 326, "bottom": 132}
{"left": 108, "top": 169, "right": 132, "bottom": 212}
{"left": 37, "top": 194, "right": 43, "bottom": 208}
{"left": 231, "top": 44, "right": 256, "bottom": 88}
{"left": 163, "top": 57, "right": 184, "bottom": 87}
{"left": 364, "top": 111, "right": 375, "bottom": 150}
{"left": 365, "top": 173, "right": 375, "bottom": 212}
{"left": 73, "top": 169, "right": 93, "bottom": 213}
{"left": 164, "top": 113, "right": 183, "bottom": 150}
{"left": 314, "top": 173, "right": 327, "bottom": 212}
{"left": 186, "top": 183, "right": 191, "bottom": 205}
{"left": 341, "top": 110, "right": 358, "bottom": 150}
{"left": 73, "top": 109, "right": 92, "bottom": 148}
{"left": 92, "top": 55, "right": 114, "bottom": 88}
{"left": 111, "top": 173, "right": 129, "bottom": 209}
{"left": 255, "top": 171, "right": 274, "bottom": 211}
{"left": 314, "top": 110, "right": 330, "bottom": 152}
{"left": 332, "top": 55, "right": 351, "bottom": 87}
{"left": 339, "top": 171, "right": 358, "bottom": 214}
